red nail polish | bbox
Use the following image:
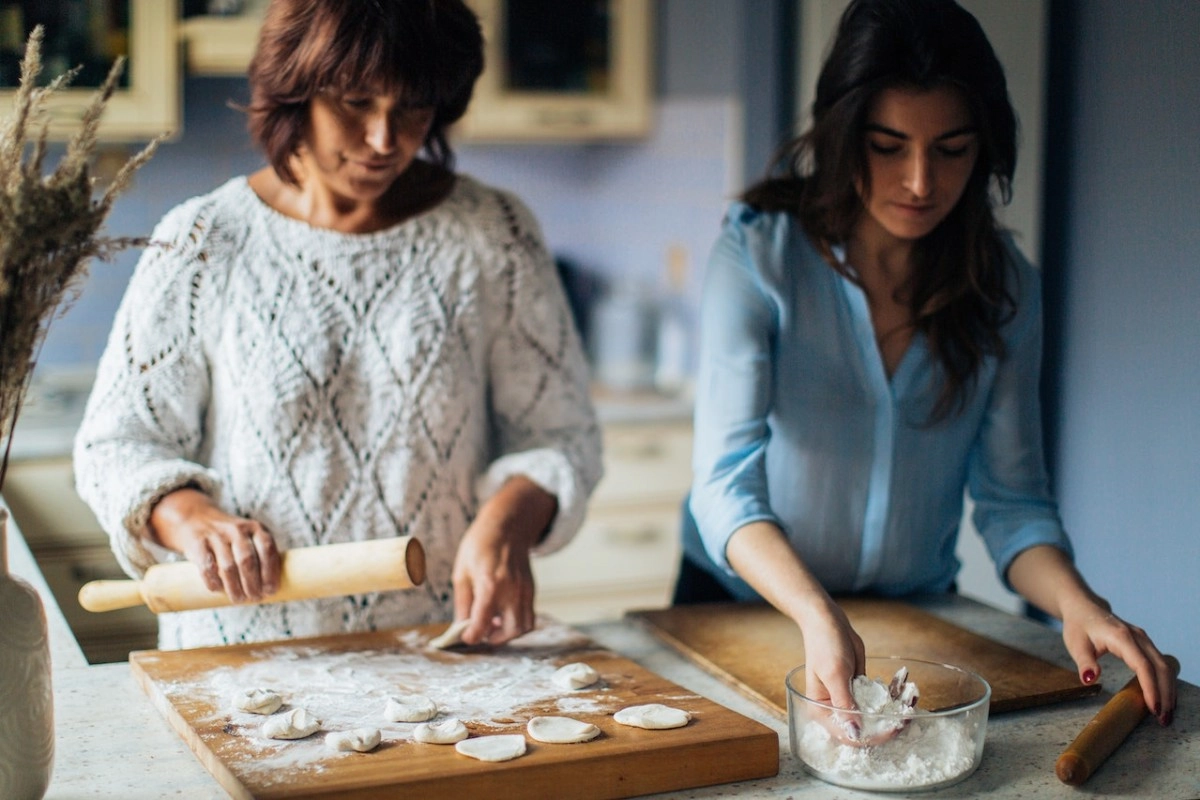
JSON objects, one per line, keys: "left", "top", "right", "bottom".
{"left": 1082, "top": 669, "right": 1095, "bottom": 684}
{"left": 1154, "top": 702, "right": 1162, "bottom": 716}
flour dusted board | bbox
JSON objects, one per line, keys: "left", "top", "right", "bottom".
{"left": 631, "top": 600, "right": 1100, "bottom": 718}
{"left": 129, "top": 621, "right": 777, "bottom": 800}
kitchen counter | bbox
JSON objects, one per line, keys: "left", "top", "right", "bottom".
{"left": 5, "top": 515, "right": 1197, "bottom": 800}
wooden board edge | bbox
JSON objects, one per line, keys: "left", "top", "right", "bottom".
{"left": 628, "top": 612, "right": 788, "bottom": 720}
{"left": 129, "top": 656, "right": 254, "bottom": 800}
{"left": 264, "top": 727, "right": 780, "bottom": 800}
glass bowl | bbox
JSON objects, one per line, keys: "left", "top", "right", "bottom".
{"left": 786, "top": 656, "right": 991, "bottom": 792}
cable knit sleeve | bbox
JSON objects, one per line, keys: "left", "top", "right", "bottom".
{"left": 474, "top": 189, "right": 604, "bottom": 556}
{"left": 73, "top": 200, "right": 227, "bottom": 579}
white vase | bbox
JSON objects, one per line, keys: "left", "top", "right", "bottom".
{"left": 0, "top": 507, "right": 55, "bottom": 799}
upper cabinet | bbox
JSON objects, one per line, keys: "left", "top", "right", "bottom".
{"left": 458, "top": 0, "right": 654, "bottom": 142}
{"left": 178, "top": 0, "right": 266, "bottom": 76}
{"left": 172, "top": 0, "right": 655, "bottom": 143}
{"left": 0, "top": 0, "right": 179, "bottom": 142}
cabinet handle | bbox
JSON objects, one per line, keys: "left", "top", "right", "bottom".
{"left": 601, "top": 525, "right": 664, "bottom": 546}
{"left": 609, "top": 440, "right": 666, "bottom": 461}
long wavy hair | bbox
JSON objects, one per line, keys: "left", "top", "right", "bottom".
{"left": 744, "top": 0, "right": 1019, "bottom": 421}
{"left": 245, "top": 0, "right": 483, "bottom": 185}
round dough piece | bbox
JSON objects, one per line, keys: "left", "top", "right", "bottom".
{"left": 527, "top": 715, "right": 600, "bottom": 744}
{"left": 428, "top": 619, "right": 470, "bottom": 649}
{"left": 552, "top": 662, "right": 600, "bottom": 690}
{"left": 413, "top": 717, "right": 469, "bottom": 744}
{"left": 261, "top": 708, "right": 321, "bottom": 740}
{"left": 384, "top": 693, "right": 438, "bottom": 723}
{"left": 613, "top": 704, "right": 691, "bottom": 730}
{"left": 454, "top": 734, "right": 527, "bottom": 762}
{"left": 325, "top": 728, "right": 382, "bottom": 753}
{"left": 233, "top": 688, "right": 283, "bottom": 715}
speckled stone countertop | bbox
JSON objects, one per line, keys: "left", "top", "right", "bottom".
{"left": 5, "top": 511, "right": 1197, "bottom": 799}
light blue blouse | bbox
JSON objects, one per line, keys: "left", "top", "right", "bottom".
{"left": 685, "top": 203, "right": 1072, "bottom": 600}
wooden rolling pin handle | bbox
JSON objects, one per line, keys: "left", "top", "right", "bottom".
{"left": 77, "top": 579, "right": 147, "bottom": 613}
{"left": 77, "top": 536, "right": 426, "bottom": 614}
{"left": 1055, "top": 654, "right": 1180, "bottom": 786}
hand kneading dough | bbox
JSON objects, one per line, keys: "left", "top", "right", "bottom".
{"left": 261, "top": 708, "right": 321, "bottom": 739}
{"left": 233, "top": 688, "right": 283, "bottom": 715}
{"left": 325, "top": 728, "right": 382, "bottom": 753}
{"left": 454, "top": 734, "right": 527, "bottom": 762}
{"left": 384, "top": 693, "right": 438, "bottom": 722}
{"left": 613, "top": 704, "right": 691, "bottom": 730}
{"left": 428, "top": 618, "right": 470, "bottom": 649}
{"left": 413, "top": 717, "right": 469, "bottom": 744}
{"left": 527, "top": 716, "right": 600, "bottom": 744}
{"left": 552, "top": 662, "right": 599, "bottom": 690}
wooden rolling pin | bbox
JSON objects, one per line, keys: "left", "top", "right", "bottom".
{"left": 78, "top": 537, "right": 425, "bottom": 614}
{"left": 1056, "top": 654, "right": 1180, "bottom": 785}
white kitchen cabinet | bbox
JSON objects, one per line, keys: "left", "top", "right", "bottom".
{"left": 533, "top": 418, "right": 691, "bottom": 624}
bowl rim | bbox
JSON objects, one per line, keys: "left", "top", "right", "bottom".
{"left": 785, "top": 655, "right": 993, "bottom": 717}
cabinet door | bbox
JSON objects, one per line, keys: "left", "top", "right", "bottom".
{"left": 534, "top": 504, "right": 682, "bottom": 597}
{"left": 592, "top": 421, "right": 693, "bottom": 507}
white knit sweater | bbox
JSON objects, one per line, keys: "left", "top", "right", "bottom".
{"left": 74, "top": 175, "right": 603, "bottom": 649}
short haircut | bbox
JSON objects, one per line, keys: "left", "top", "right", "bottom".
{"left": 246, "top": 0, "right": 484, "bottom": 184}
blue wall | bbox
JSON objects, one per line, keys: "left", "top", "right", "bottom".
{"left": 1045, "top": 1, "right": 1200, "bottom": 683}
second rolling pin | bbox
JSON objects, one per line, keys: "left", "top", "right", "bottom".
{"left": 78, "top": 537, "right": 425, "bottom": 614}
{"left": 1055, "top": 654, "right": 1180, "bottom": 785}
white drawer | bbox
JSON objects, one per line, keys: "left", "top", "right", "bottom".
{"left": 534, "top": 504, "right": 682, "bottom": 594}
{"left": 3, "top": 458, "right": 106, "bottom": 550}
{"left": 592, "top": 421, "right": 692, "bottom": 506}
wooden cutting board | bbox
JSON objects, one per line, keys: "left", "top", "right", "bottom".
{"left": 129, "top": 620, "right": 778, "bottom": 800}
{"left": 630, "top": 600, "right": 1100, "bottom": 718}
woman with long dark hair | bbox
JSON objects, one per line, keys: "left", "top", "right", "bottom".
{"left": 680, "top": 0, "right": 1175, "bottom": 731}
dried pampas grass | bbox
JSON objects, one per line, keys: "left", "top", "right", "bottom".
{"left": 0, "top": 26, "right": 162, "bottom": 488}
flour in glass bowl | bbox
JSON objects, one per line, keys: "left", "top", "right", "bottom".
{"left": 797, "top": 712, "right": 980, "bottom": 790}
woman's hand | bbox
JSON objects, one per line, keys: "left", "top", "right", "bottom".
{"left": 451, "top": 476, "right": 557, "bottom": 646}
{"left": 1059, "top": 596, "right": 1176, "bottom": 727}
{"left": 148, "top": 487, "right": 281, "bottom": 603}
{"left": 725, "top": 522, "right": 867, "bottom": 738}
{"left": 1009, "top": 544, "right": 1176, "bottom": 727}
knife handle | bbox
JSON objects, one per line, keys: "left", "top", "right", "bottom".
{"left": 77, "top": 579, "right": 146, "bottom": 612}
{"left": 1055, "top": 654, "right": 1180, "bottom": 785}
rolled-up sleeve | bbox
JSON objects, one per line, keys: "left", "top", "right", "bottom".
{"left": 689, "top": 206, "right": 786, "bottom": 572}
{"left": 477, "top": 193, "right": 603, "bottom": 556}
{"left": 73, "top": 205, "right": 223, "bottom": 579}
{"left": 967, "top": 244, "right": 1073, "bottom": 587}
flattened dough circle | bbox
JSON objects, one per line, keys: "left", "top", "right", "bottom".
{"left": 454, "top": 734, "right": 527, "bottom": 762}
{"left": 527, "top": 715, "right": 600, "bottom": 744}
{"left": 325, "top": 728, "right": 382, "bottom": 753}
{"left": 261, "top": 707, "right": 321, "bottom": 739}
{"left": 613, "top": 703, "right": 691, "bottom": 730}
{"left": 428, "top": 618, "right": 470, "bottom": 649}
{"left": 413, "top": 717, "right": 469, "bottom": 744}
{"left": 384, "top": 693, "right": 438, "bottom": 722}
{"left": 233, "top": 688, "right": 283, "bottom": 715}
{"left": 552, "top": 662, "right": 600, "bottom": 690}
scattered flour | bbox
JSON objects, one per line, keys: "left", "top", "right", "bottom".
{"left": 160, "top": 624, "right": 617, "bottom": 783}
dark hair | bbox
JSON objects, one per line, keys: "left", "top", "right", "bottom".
{"left": 744, "top": 0, "right": 1018, "bottom": 420}
{"left": 246, "top": 0, "right": 484, "bottom": 185}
